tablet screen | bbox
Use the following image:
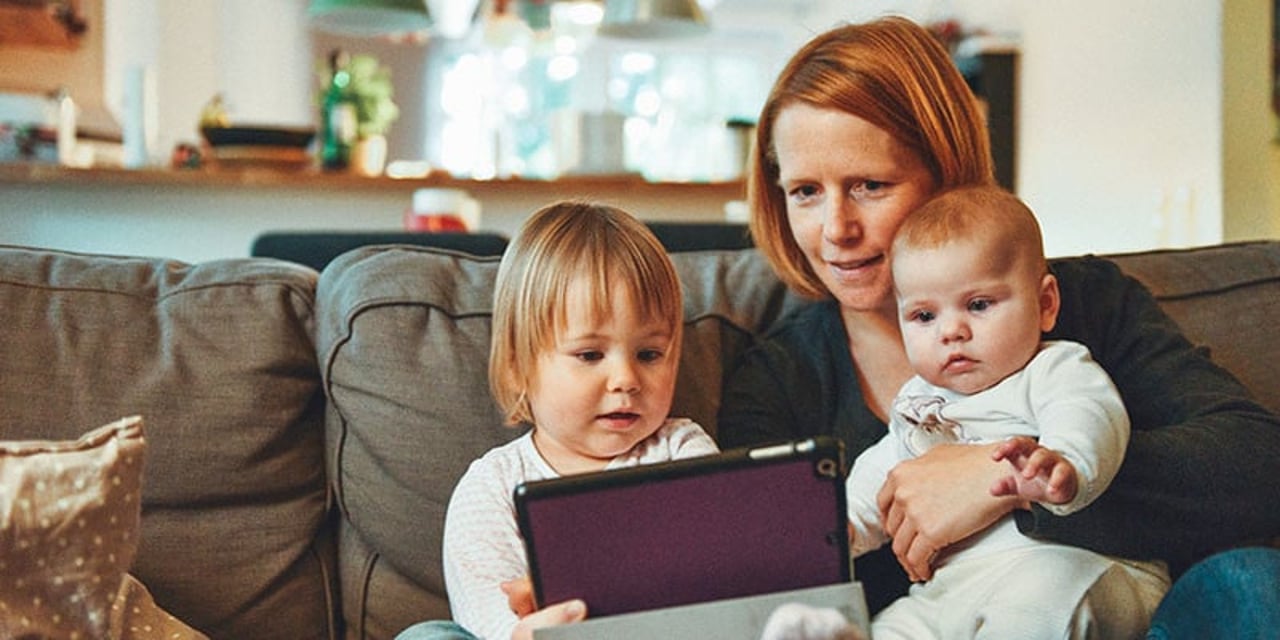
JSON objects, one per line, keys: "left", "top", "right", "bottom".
{"left": 515, "top": 437, "right": 850, "bottom": 618}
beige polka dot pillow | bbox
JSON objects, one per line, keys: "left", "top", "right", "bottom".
{"left": 0, "top": 416, "right": 206, "bottom": 639}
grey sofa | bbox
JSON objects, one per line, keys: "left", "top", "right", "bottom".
{"left": 2, "top": 239, "right": 1277, "bottom": 639}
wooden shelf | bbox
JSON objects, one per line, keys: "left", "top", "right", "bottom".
{"left": 0, "top": 162, "right": 745, "bottom": 197}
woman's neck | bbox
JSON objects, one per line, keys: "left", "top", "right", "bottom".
{"left": 841, "top": 303, "right": 915, "bottom": 423}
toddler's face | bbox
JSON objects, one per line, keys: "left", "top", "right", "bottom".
{"left": 894, "top": 237, "right": 1057, "bottom": 395}
{"left": 526, "top": 278, "right": 678, "bottom": 475}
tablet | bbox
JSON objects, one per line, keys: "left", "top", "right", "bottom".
{"left": 514, "top": 437, "right": 850, "bottom": 618}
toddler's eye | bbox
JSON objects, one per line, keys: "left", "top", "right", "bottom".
{"left": 576, "top": 350, "right": 604, "bottom": 362}
{"left": 637, "top": 349, "right": 664, "bottom": 363}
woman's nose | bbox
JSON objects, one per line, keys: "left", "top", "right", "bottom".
{"left": 822, "top": 198, "right": 862, "bottom": 245}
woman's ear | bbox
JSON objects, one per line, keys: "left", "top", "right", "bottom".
{"left": 1039, "top": 273, "right": 1061, "bottom": 332}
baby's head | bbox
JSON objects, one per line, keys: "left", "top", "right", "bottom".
{"left": 489, "top": 202, "right": 684, "bottom": 468}
{"left": 891, "top": 185, "right": 1059, "bottom": 394}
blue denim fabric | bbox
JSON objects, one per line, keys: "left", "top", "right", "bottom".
{"left": 394, "top": 621, "right": 479, "bottom": 640}
{"left": 1147, "top": 546, "right": 1280, "bottom": 639}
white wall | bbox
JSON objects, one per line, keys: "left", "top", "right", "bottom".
{"left": 2, "top": 177, "right": 737, "bottom": 262}
{"left": 102, "top": 0, "right": 313, "bottom": 160}
{"left": 1017, "top": 1, "right": 1224, "bottom": 255}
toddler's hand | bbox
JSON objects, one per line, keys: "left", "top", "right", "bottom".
{"left": 502, "top": 577, "right": 587, "bottom": 640}
{"left": 510, "top": 599, "right": 587, "bottom": 640}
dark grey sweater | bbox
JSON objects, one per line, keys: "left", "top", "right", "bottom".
{"left": 718, "top": 255, "right": 1280, "bottom": 614}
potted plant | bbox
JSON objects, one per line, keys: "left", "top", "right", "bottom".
{"left": 318, "top": 52, "right": 399, "bottom": 175}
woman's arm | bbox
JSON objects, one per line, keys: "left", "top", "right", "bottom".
{"left": 718, "top": 302, "right": 885, "bottom": 455}
{"left": 1026, "top": 257, "right": 1280, "bottom": 574}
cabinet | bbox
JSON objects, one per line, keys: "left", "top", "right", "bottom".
{"left": 962, "top": 50, "right": 1018, "bottom": 192}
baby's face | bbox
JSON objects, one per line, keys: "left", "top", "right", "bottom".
{"left": 893, "top": 238, "right": 1057, "bottom": 394}
{"left": 525, "top": 280, "right": 678, "bottom": 475}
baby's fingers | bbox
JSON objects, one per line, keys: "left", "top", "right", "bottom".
{"left": 989, "top": 474, "right": 1019, "bottom": 497}
{"left": 1044, "top": 464, "right": 1078, "bottom": 504}
{"left": 992, "top": 436, "right": 1035, "bottom": 462}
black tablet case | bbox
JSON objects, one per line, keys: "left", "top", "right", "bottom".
{"left": 515, "top": 437, "right": 850, "bottom": 618}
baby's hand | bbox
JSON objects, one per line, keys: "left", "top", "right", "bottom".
{"left": 990, "top": 436, "right": 1078, "bottom": 505}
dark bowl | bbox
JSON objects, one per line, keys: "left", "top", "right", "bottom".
{"left": 201, "top": 125, "right": 316, "bottom": 148}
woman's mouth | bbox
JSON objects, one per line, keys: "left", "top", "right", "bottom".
{"left": 827, "top": 254, "right": 883, "bottom": 277}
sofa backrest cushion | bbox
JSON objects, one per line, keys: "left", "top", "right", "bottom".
{"left": 315, "top": 245, "right": 802, "bottom": 637}
{"left": 1101, "top": 241, "right": 1280, "bottom": 415}
{"left": 0, "top": 246, "right": 334, "bottom": 640}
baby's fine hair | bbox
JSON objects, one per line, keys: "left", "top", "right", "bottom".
{"left": 488, "top": 201, "right": 684, "bottom": 426}
{"left": 893, "top": 185, "right": 1048, "bottom": 279}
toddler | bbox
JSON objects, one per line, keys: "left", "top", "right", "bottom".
{"left": 433, "top": 201, "right": 718, "bottom": 640}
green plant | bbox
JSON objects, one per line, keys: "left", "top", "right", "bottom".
{"left": 319, "top": 53, "right": 400, "bottom": 138}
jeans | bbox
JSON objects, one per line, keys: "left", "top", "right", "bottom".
{"left": 1146, "top": 546, "right": 1280, "bottom": 640}
{"left": 395, "top": 620, "right": 479, "bottom": 640}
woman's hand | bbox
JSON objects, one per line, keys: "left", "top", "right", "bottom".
{"left": 876, "top": 442, "right": 1022, "bottom": 581}
{"left": 502, "top": 577, "right": 587, "bottom": 640}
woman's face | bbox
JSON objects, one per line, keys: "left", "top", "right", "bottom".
{"left": 772, "top": 103, "right": 937, "bottom": 313}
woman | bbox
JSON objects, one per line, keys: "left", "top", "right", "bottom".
{"left": 717, "top": 14, "right": 1280, "bottom": 631}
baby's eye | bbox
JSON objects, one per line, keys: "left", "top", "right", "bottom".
{"left": 968, "top": 299, "right": 993, "bottom": 312}
{"left": 910, "top": 310, "right": 936, "bottom": 324}
{"left": 575, "top": 350, "right": 604, "bottom": 362}
{"left": 637, "top": 349, "right": 664, "bottom": 363}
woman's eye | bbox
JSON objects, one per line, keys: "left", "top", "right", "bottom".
{"left": 851, "top": 180, "right": 889, "bottom": 197}
{"left": 787, "top": 184, "right": 819, "bottom": 203}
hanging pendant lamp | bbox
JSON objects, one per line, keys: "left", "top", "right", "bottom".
{"left": 598, "top": 0, "right": 708, "bottom": 39}
{"left": 308, "top": 0, "right": 432, "bottom": 37}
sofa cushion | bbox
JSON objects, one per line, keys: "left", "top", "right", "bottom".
{"left": 1, "top": 416, "right": 145, "bottom": 638}
{"left": 1103, "top": 241, "right": 1280, "bottom": 414}
{"left": 0, "top": 416, "right": 207, "bottom": 640}
{"left": 315, "top": 245, "right": 801, "bottom": 636}
{"left": 0, "top": 246, "right": 333, "bottom": 640}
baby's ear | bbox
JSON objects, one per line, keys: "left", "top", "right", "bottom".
{"left": 1038, "top": 273, "right": 1061, "bottom": 332}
